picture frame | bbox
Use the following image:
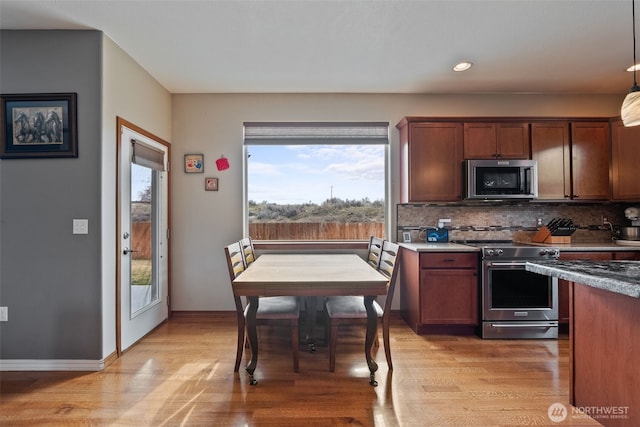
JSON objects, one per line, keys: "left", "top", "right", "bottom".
{"left": 205, "top": 177, "right": 218, "bottom": 191}
{"left": 1, "top": 93, "right": 78, "bottom": 159}
{"left": 402, "top": 231, "right": 412, "bottom": 243}
{"left": 184, "top": 153, "right": 204, "bottom": 173}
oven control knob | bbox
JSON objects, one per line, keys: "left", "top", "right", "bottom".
{"left": 496, "top": 249, "right": 504, "bottom": 256}
{"left": 540, "top": 249, "right": 548, "bottom": 256}
{"left": 548, "top": 249, "right": 559, "bottom": 256}
{"left": 486, "top": 249, "right": 495, "bottom": 256}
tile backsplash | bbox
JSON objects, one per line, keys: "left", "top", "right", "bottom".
{"left": 397, "top": 202, "right": 633, "bottom": 243}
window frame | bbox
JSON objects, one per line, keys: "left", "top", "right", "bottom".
{"left": 242, "top": 122, "right": 390, "bottom": 245}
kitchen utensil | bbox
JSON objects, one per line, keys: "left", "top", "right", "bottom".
{"left": 618, "top": 226, "right": 640, "bottom": 240}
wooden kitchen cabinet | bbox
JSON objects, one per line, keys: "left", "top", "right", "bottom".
{"left": 531, "top": 122, "right": 571, "bottom": 200}
{"left": 463, "top": 122, "right": 530, "bottom": 159}
{"left": 400, "top": 249, "right": 479, "bottom": 334}
{"left": 531, "top": 121, "right": 610, "bottom": 200}
{"left": 397, "top": 119, "right": 463, "bottom": 202}
{"left": 611, "top": 119, "right": 640, "bottom": 201}
{"left": 571, "top": 122, "right": 610, "bottom": 200}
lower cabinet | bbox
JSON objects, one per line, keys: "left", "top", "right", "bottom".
{"left": 400, "top": 249, "right": 479, "bottom": 334}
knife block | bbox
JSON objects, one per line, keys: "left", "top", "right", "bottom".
{"left": 532, "top": 226, "right": 572, "bottom": 244}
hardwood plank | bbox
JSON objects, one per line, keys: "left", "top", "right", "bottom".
{"left": 0, "top": 312, "right": 603, "bottom": 426}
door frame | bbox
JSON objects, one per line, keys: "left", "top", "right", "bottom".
{"left": 116, "top": 116, "right": 171, "bottom": 356}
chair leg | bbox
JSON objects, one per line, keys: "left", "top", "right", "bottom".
{"left": 291, "top": 320, "right": 299, "bottom": 373}
{"left": 382, "top": 316, "right": 392, "bottom": 371}
{"left": 234, "top": 315, "right": 245, "bottom": 372}
{"left": 329, "top": 321, "right": 338, "bottom": 372}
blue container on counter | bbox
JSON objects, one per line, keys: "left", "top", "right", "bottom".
{"left": 425, "top": 227, "right": 449, "bottom": 243}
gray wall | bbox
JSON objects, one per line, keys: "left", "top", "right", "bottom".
{"left": 0, "top": 30, "right": 103, "bottom": 359}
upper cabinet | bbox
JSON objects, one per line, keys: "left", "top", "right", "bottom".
{"left": 570, "top": 122, "right": 611, "bottom": 201}
{"left": 463, "top": 122, "right": 530, "bottom": 159}
{"left": 399, "top": 117, "right": 620, "bottom": 203}
{"left": 531, "top": 121, "right": 610, "bottom": 201}
{"left": 611, "top": 119, "right": 640, "bottom": 201}
{"left": 531, "top": 122, "right": 571, "bottom": 200}
{"left": 398, "top": 120, "right": 463, "bottom": 202}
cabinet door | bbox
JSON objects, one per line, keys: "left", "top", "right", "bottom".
{"left": 531, "top": 122, "right": 571, "bottom": 200}
{"left": 496, "top": 123, "right": 530, "bottom": 159}
{"left": 611, "top": 120, "right": 640, "bottom": 201}
{"left": 570, "top": 122, "right": 611, "bottom": 200}
{"left": 406, "top": 122, "right": 463, "bottom": 201}
{"left": 464, "top": 123, "right": 497, "bottom": 158}
{"left": 420, "top": 269, "right": 478, "bottom": 325}
{"left": 614, "top": 251, "right": 640, "bottom": 260}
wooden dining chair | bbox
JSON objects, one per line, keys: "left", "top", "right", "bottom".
{"left": 224, "top": 242, "right": 300, "bottom": 373}
{"left": 239, "top": 237, "right": 256, "bottom": 266}
{"left": 324, "top": 240, "right": 401, "bottom": 372}
{"left": 367, "top": 236, "right": 384, "bottom": 268}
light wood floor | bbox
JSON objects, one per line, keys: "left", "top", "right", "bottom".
{"left": 1, "top": 312, "right": 601, "bottom": 426}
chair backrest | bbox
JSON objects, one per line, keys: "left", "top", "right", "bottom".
{"left": 224, "top": 242, "right": 246, "bottom": 313}
{"left": 239, "top": 237, "right": 256, "bottom": 267}
{"left": 367, "top": 236, "right": 384, "bottom": 268}
{"left": 377, "top": 240, "right": 401, "bottom": 315}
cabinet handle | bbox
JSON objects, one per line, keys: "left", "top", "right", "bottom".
{"left": 442, "top": 259, "right": 456, "bottom": 263}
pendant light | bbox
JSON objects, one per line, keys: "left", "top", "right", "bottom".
{"left": 622, "top": 0, "right": 640, "bottom": 126}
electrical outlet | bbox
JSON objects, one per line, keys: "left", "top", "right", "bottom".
{"left": 437, "top": 218, "right": 452, "bottom": 228}
{"left": 602, "top": 216, "right": 609, "bottom": 225}
{"left": 0, "top": 307, "right": 7, "bottom": 322}
{"left": 537, "top": 218, "right": 543, "bottom": 226}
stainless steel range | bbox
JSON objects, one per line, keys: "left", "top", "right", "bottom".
{"left": 472, "top": 241, "right": 560, "bottom": 339}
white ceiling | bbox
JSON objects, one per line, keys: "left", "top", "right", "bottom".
{"left": 0, "top": 0, "right": 637, "bottom": 95}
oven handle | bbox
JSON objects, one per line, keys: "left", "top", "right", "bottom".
{"left": 486, "top": 262, "right": 528, "bottom": 267}
{"left": 490, "top": 322, "right": 558, "bottom": 328}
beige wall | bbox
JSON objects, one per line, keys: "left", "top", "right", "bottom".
{"left": 102, "top": 35, "right": 172, "bottom": 357}
{"left": 171, "top": 93, "right": 623, "bottom": 311}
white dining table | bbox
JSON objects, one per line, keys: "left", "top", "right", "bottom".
{"left": 232, "top": 253, "right": 389, "bottom": 386}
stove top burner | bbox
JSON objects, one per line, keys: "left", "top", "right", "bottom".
{"left": 452, "top": 240, "right": 560, "bottom": 259}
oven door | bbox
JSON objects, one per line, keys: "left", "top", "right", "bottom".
{"left": 482, "top": 260, "right": 558, "bottom": 338}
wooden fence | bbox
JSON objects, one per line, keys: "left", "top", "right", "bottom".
{"left": 249, "top": 222, "right": 385, "bottom": 240}
{"left": 131, "top": 222, "right": 151, "bottom": 259}
{"left": 131, "top": 222, "right": 385, "bottom": 257}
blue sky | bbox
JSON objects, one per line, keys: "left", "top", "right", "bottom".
{"left": 247, "top": 145, "right": 385, "bottom": 204}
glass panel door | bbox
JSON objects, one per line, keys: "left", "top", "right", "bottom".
{"left": 130, "top": 163, "right": 159, "bottom": 315}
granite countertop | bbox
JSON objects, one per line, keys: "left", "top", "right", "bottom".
{"left": 526, "top": 260, "right": 640, "bottom": 299}
{"left": 399, "top": 242, "right": 481, "bottom": 252}
{"left": 401, "top": 240, "right": 640, "bottom": 253}
{"left": 524, "top": 241, "right": 640, "bottom": 251}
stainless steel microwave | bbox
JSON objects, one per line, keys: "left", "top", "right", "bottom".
{"left": 465, "top": 159, "right": 538, "bottom": 199}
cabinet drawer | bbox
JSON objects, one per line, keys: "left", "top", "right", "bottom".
{"left": 420, "top": 252, "right": 478, "bottom": 269}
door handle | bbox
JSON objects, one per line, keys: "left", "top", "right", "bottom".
{"left": 123, "top": 247, "right": 139, "bottom": 255}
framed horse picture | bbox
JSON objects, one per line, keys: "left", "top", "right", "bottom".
{"left": 1, "top": 93, "right": 78, "bottom": 159}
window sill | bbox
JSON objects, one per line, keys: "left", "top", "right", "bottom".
{"left": 253, "top": 240, "right": 368, "bottom": 251}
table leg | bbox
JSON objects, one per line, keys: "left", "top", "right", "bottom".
{"left": 245, "top": 296, "right": 259, "bottom": 385}
{"left": 364, "top": 295, "right": 379, "bottom": 386}
{"left": 304, "top": 296, "right": 319, "bottom": 352}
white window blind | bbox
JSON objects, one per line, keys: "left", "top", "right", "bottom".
{"left": 243, "top": 122, "right": 389, "bottom": 145}
{"left": 131, "top": 139, "right": 165, "bottom": 171}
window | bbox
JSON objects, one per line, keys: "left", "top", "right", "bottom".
{"left": 243, "top": 122, "right": 389, "bottom": 241}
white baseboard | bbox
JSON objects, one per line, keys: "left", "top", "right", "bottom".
{"left": 0, "top": 359, "right": 105, "bottom": 371}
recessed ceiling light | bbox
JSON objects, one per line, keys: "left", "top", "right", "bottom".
{"left": 627, "top": 63, "right": 640, "bottom": 72}
{"left": 453, "top": 61, "right": 473, "bottom": 72}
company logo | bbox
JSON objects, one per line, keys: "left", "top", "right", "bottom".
{"left": 548, "top": 403, "right": 568, "bottom": 423}
{"left": 548, "top": 402, "right": 630, "bottom": 422}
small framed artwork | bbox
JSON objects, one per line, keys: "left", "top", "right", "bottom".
{"left": 1, "top": 92, "right": 78, "bottom": 159}
{"left": 402, "top": 231, "right": 412, "bottom": 243}
{"left": 205, "top": 177, "right": 218, "bottom": 191}
{"left": 184, "top": 153, "right": 204, "bottom": 173}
